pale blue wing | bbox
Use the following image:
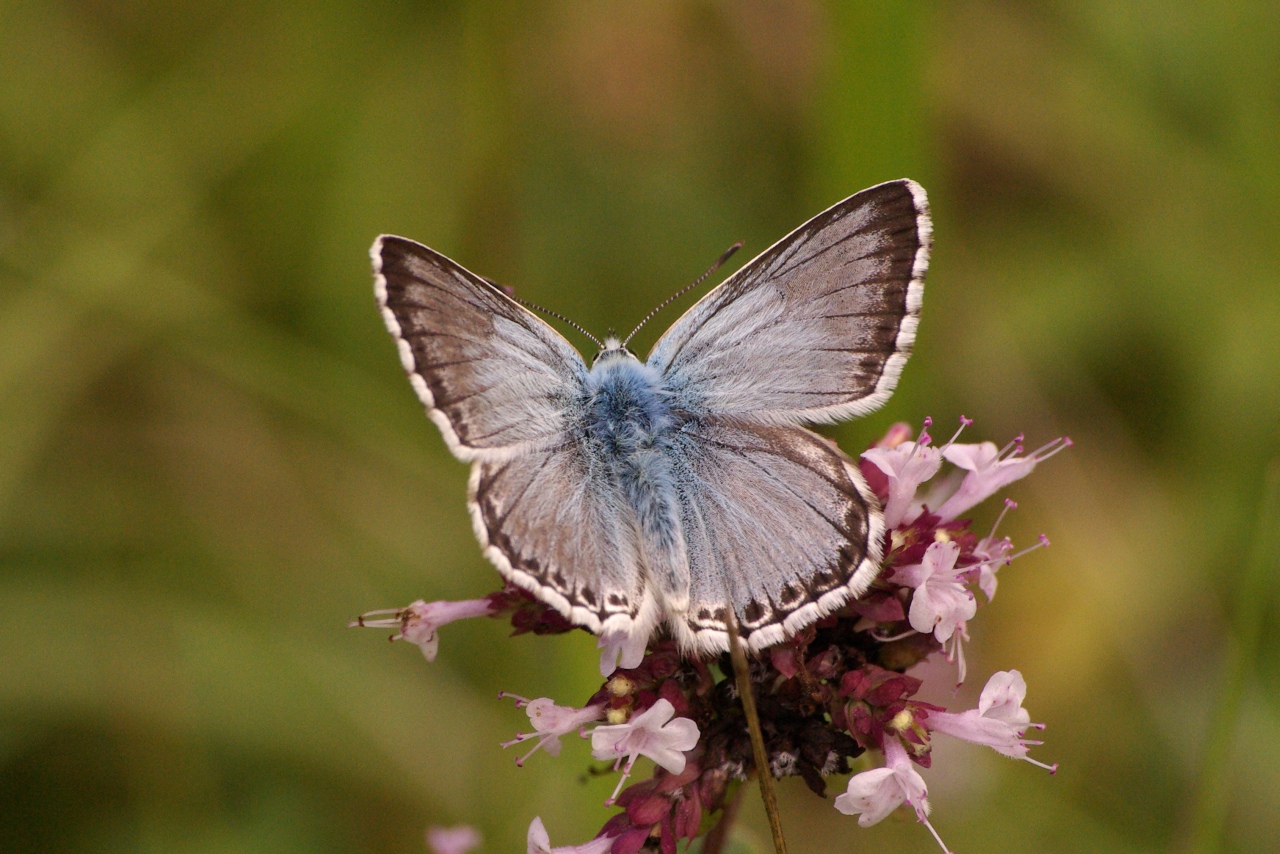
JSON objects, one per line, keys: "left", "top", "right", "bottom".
{"left": 469, "top": 441, "right": 654, "bottom": 636}
{"left": 647, "top": 180, "right": 929, "bottom": 425}
{"left": 373, "top": 236, "right": 588, "bottom": 462}
{"left": 663, "top": 418, "right": 883, "bottom": 654}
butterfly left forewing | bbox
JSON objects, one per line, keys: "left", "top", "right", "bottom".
{"left": 374, "top": 236, "right": 588, "bottom": 461}
{"left": 664, "top": 417, "right": 882, "bottom": 654}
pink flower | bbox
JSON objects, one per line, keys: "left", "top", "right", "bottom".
{"left": 598, "top": 624, "right": 648, "bottom": 677}
{"left": 893, "top": 541, "right": 975, "bottom": 644}
{"left": 934, "top": 436, "right": 1071, "bottom": 521}
{"left": 835, "top": 738, "right": 952, "bottom": 853}
{"left": 591, "top": 698, "right": 700, "bottom": 804}
{"left": 526, "top": 817, "right": 613, "bottom": 854}
{"left": 926, "top": 670, "right": 1057, "bottom": 772}
{"left": 427, "top": 825, "right": 481, "bottom": 854}
{"left": 862, "top": 438, "right": 943, "bottom": 528}
{"left": 500, "top": 695, "right": 606, "bottom": 766}
{"left": 972, "top": 535, "right": 1013, "bottom": 601}
{"left": 349, "top": 598, "right": 495, "bottom": 662}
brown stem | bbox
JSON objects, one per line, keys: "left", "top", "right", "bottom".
{"left": 727, "top": 616, "right": 788, "bottom": 854}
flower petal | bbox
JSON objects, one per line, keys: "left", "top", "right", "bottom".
{"left": 834, "top": 766, "right": 902, "bottom": 827}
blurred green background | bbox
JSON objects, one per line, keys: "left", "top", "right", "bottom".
{"left": 2, "top": 2, "right": 1278, "bottom": 852}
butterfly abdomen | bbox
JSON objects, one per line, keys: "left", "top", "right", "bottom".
{"left": 583, "top": 354, "right": 690, "bottom": 614}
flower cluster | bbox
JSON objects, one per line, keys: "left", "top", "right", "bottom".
{"left": 354, "top": 419, "right": 1067, "bottom": 853}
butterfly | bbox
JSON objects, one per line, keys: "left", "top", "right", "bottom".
{"left": 372, "top": 179, "right": 930, "bottom": 663}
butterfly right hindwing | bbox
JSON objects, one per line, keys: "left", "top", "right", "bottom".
{"left": 666, "top": 417, "right": 883, "bottom": 653}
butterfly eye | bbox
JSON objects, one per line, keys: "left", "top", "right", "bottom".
{"left": 591, "top": 339, "right": 636, "bottom": 367}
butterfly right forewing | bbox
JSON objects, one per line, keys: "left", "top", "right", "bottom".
{"left": 648, "top": 180, "right": 929, "bottom": 426}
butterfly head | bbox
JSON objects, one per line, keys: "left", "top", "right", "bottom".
{"left": 591, "top": 335, "right": 638, "bottom": 367}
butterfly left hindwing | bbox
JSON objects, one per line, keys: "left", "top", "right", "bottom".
{"left": 468, "top": 439, "right": 648, "bottom": 634}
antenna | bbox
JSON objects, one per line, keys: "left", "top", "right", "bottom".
{"left": 484, "top": 277, "right": 604, "bottom": 350}
{"left": 621, "top": 242, "right": 742, "bottom": 349}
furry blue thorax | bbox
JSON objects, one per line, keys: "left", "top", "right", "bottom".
{"left": 582, "top": 347, "right": 688, "bottom": 604}
{"left": 584, "top": 348, "right": 674, "bottom": 455}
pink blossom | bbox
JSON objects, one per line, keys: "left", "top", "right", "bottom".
{"left": 526, "top": 817, "right": 613, "bottom": 854}
{"left": 349, "top": 598, "right": 495, "bottom": 662}
{"left": 878, "top": 421, "right": 916, "bottom": 448}
{"left": 971, "top": 535, "right": 1013, "bottom": 601}
{"left": 893, "top": 541, "right": 975, "bottom": 644}
{"left": 427, "top": 825, "right": 481, "bottom": 854}
{"left": 834, "top": 738, "right": 951, "bottom": 853}
{"left": 926, "top": 670, "right": 1057, "bottom": 772}
{"left": 598, "top": 624, "right": 648, "bottom": 677}
{"left": 970, "top": 523, "right": 1051, "bottom": 608}
{"left": 934, "top": 436, "right": 1071, "bottom": 521}
{"left": 943, "top": 621, "right": 971, "bottom": 686}
{"left": 591, "top": 698, "right": 700, "bottom": 803}
{"left": 861, "top": 439, "right": 943, "bottom": 528}
{"left": 500, "top": 695, "right": 605, "bottom": 766}
{"left": 964, "top": 496, "right": 1018, "bottom": 601}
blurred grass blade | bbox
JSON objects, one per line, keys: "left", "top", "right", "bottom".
{"left": 1186, "top": 460, "right": 1280, "bottom": 853}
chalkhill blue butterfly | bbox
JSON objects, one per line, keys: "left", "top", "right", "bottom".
{"left": 371, "top": 179, "right": 930, "bottom": 661}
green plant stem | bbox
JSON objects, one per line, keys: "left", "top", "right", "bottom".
{"left": 727, "top": 616, "right": 788, "bottom": 854}
{"left": 1185, "top": 460, "right": 1280, "bottom": 853}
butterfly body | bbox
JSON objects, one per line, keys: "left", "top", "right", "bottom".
{"left": 583, "top": 345, "right": 674, "bottom": 465}
{"left": 373, "top": 179, "right": 931, "bottom": 657}
{"left": 582, "top": 346, "right": 689, "bottom": 618}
